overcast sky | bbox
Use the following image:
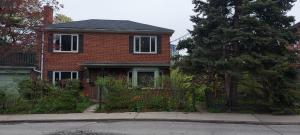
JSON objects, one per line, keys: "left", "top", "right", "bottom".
{"left": 56, "top": 0, "right": 300, "bottom": 43}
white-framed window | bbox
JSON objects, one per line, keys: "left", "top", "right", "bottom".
{"left": 53, "top": 71, "right": 79, "bottom": 84}
{"left": 134, "top": 36, "right": 157, "bottom": 54}
{"left": 53, "top": 34, "right": 79, "bottom": 52}
{"left": 128, "top": 68, "right": 163, "bottom": 88}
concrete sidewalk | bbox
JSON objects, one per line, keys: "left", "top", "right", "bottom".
{"left": 0, "top": 112, "right": 300, "bottom": 125}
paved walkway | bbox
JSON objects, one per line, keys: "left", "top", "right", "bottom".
{"left": 0, "top": 112, "right": 300, "bottom": 125}
{"left": 83, "top": 104, "right": 98, "bottom": 113}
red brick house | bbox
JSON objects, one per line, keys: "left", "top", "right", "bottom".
{"left": 36, "top": 6, "right": 174, "bottom": 99}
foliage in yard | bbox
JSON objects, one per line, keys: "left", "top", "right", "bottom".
{"left": 177, "top": 0, "right": 300, "bottom": 114}
{"left": 0, "top": 80, "right": 92, "bottom": 114}
{"left": 95, "top": 70, "right": 205, "bottom": 112}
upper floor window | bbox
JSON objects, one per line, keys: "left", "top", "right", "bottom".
{"left": 134, "top": 36, "right": 157, "bottom": 54}
{"left": 53, "top": 34, "right": 79, "bottom": 53}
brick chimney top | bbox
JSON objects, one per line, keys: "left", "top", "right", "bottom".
{"left": 43, "top": 5, "right": 53, "bottom": 26}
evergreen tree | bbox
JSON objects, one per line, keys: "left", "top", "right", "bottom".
{"left": 178, "top": 0, "right": 299, "bottom": 112}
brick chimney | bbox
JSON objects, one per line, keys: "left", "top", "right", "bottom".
{"left": 43, "top": 5, "right": 53, "bottom": 26}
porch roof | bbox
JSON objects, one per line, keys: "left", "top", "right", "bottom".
{"left": 81, "top": 62, "right": 170, "bottom": 68}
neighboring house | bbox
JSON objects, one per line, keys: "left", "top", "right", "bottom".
{"left": 292, "top": 22, "right": 300, "bottom": 52}
{"left": 0, "top": 46, "right": 35, "bottom": 95}
{"left": 170, "top": 44, "right": 179, "bottom": 65}
{"left": 293, "top": 22, "right": 300, "bottom": 84}
{"left": 36, "top": 6, "right": 174, "bottom": 100}
{"left": 170, "top": 44, "right": 179, "bottom": 58}
{"left": 291, "top": 22, "right": 300, "bottom": 67}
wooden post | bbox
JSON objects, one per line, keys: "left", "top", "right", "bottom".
{"left": 98, "top": 86, "right": 102, "bottom": 111}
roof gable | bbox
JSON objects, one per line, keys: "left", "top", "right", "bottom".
{"left": 46, "top": 19, "right": 174, "bottom": 34}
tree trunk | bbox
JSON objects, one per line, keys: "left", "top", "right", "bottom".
{"left": 225, "top": 73, "right": 232, "bottom": 110}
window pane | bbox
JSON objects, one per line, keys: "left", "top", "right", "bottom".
{"left": 141, "top": 37, "right": 150, "bottom": 52}
{"left": 151, "top": 37, "right": 156, "bottom": 52}
{"left": 72, "top": 36, "right": 78, "bottom": 51}
{"left": 54, "top": 35, "right": 60, "bottom": 50}
{"left": 61, "top": 35, "right": 72, "bottom": 51}
{"left": 61, "top": 72, "right": 71, "bottom": 80}
{"left": 54, "top": 72, "right": 60, "bottom": 81}
{"left": 137, "top": 72, "right": 154, "bottom": 88}
{"left": 72, "top": 72, "right": 77, "bottom": 79}
{"left": 135, "top": 37, "right": 140, "bottom": 52}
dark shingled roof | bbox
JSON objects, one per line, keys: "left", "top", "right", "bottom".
{"left": 45, "top": 19, "right": 174, "bottom": 34}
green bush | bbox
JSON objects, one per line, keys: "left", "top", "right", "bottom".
{"left": 33, "top": 89, "right": 77, "bottom": 113}
{"left": 5, "top": 98, "right": 32, "bottom": 114}
{"left": 96, "top": 77, "right": 134, "bottom": 111}
{"left": 18, "top": 80, "right": 53, "bottom": 102}
{"left": 32, "top": 80, "right": 90, "bottom": 113}
{"left": 237, "top": 72, "right": 300, "bottom": 114}
{"left": 1, "top": 79, "right": 92, "bottom": 114}
{"left": 95, "top": 71, "right": 206, "bottom": 112}
{"left": 75, "top": 95, "right": 92, "bottom": 112}
{"left": 0, "top": 89, "right": 7, "bottom": 113}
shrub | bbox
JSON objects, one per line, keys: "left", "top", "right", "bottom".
{"left": 169, "top": 69, "right": 206, "bottom": 111}
{"left": 95, "top": 71, "right": 206, "bottom": 112}
{"left": 96, "top": 77, "right": 134, "bottom": 111}
{"left": 18, "top": 80, "right": 53, "bottom": 105}
{"left": 1, "top": 79, "right": 92, "bottom": 114}
{"left": 33, "top": 89, "right": 77, "bottom": 113}
{"left": 5, "top": 98, "right": 32, "bottom": 114}
{"left": 237, "top": 72, "right": 300, "bottom": 114}
{"left": 32, "top": 80, "right": 89, "bottom": 113}
{"left": 75, "top": 95, "right": 92, "bottom": 112}
{"left": 0, "top": 89, "right": 7, "bottom": 113}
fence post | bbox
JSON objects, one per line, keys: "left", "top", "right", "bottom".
{"left": 98, "top": 86, "right": 102, "bottom": 111}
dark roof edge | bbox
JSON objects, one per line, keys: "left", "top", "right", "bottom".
{"left": 45, "top": 28, "right": 174, "bottom": 34}
{"left": 81, "top": 63, "right": 170, "bottom": 68}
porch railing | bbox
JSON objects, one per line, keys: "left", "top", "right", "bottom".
{"left": 0, "top": 52, "right": 35, "bottom": 67}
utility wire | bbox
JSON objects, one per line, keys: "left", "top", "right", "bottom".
{"left": 170, "top": 33, "right": 190, "bottom": 43}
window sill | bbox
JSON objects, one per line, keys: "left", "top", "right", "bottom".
{"left": 133, "top": 52, "right": 158, "bottom": 55}
{"left": 53, "top": 51, "right": 79, "bottom": 53}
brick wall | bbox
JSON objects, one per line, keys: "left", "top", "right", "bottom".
{"left": 37, "top": 32, "right": 171, "bottom": 80}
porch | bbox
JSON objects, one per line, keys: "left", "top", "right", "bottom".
{"left": 80, "top": 62, "right": 170, "bottom": 101}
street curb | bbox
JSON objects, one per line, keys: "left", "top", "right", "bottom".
{"left": 1, "top": 119, "right": 300, "bottom": 125}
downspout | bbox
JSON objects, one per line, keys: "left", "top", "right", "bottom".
{"left": 33, "top": 31, "right": 44, "bottom": 79}
{"left": 40, "top": 31, "right": 45, "bottom": 80}
{"left": 33, "top": 68, "right": 41, "bottom": 73}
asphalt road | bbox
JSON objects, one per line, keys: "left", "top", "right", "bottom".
{"left": 0, "top": 121, "right": 299, "bottom": 135}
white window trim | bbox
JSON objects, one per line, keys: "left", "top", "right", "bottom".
{"left": 133, "top": 35, "right": 157, "bottom": 54}
{"left": 52, "top": 71, "right": 79, "bottom": 84}
{"left": 129, "top": 68, "right": 162, "bottom": 88}
{"left": 53, "top": 34, "right": 79, "bottom": 53}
